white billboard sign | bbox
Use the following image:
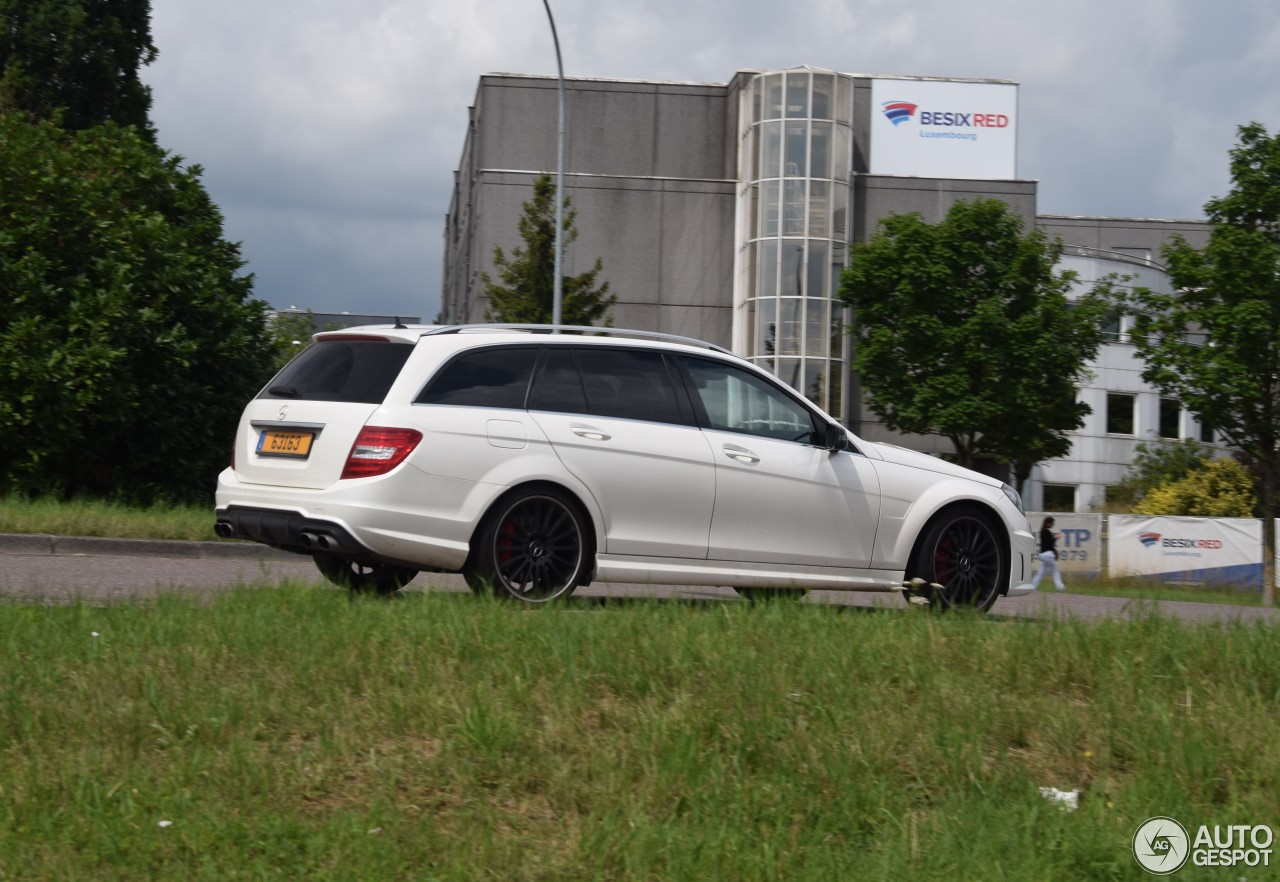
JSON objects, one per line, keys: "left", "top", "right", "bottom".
{"left": 869, "top": 79, "right": 1018, "bottom": 180}
{"left": 1109, "top": 515, "right": 1262, "bottom": 588}
{"left": 1028, "top": 513, "right": 1102, "bottom": 577}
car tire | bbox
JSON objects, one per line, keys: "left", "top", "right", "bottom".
{"left": 312, "top": 553, "right": 417, "bottom": 596}
{"left": 906, "top": 505, "right": 1005, "bottom": 612}
{"left": 465, "top": 486, "right": 591, "bottom": 603}
{"left": 733, "top": 587, "right": 808, "bottom": 602}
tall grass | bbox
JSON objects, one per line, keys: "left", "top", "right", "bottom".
{"left": 0, "top": 495, "right": 216, "bottom": 541}
{"left": 1, "top": 585, "right": 1276, "bottom": 880}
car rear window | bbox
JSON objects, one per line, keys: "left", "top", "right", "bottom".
{"left": 415, "top": 346, "right": 537, "bottom": 408}
{"left": 259, "top": 339, "right": 413, "bottom": 404}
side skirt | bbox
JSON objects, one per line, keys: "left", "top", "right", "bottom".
{"left": 593, "top": 555, "right": 904, "bottom": 592}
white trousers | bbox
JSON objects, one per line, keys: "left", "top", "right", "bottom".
{"left": 1031, "top": 550, "right": 1064, "bottom": 590}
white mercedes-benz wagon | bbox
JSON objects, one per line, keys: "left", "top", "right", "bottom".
{"left": 216, "top": 324, "right": 1035, "bottom": 610}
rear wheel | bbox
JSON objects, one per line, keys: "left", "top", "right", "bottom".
{"left": 906, "top": 506, "right": 1005, "bottom": 612}
{"left": 313, "top": 553, "right": 417, "bottom": 596}
{"left": 464, "top": 487, "right": 590, "bottom": 603}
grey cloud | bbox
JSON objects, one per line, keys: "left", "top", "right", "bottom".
{"left": 143, "top": 0, "right": 1280, "bottom": 320}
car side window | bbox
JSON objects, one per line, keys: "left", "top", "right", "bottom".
{"left": 528, "top": 348, "right": 589, "bottom": 414}
{"left": 415, "top": 346, "right": 537, "bottom": 408}
{"left": 575, "top": 348, "right": 684, "bottom": 424}
{"left": 680, "top": 356, "right": 818, "bottom": 444}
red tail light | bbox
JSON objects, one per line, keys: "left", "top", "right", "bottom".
{"left": 341, "top": 426, "right": 423, "bottom": 479}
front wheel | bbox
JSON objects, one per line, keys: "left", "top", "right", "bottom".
{"left": 313, "top": 553, "right": 417, "bottom": 596}
{"left": 464, "top": 487, "right": 591, "bottom": 603}
{"left": 906, "top": 506, "right": 1005, "bottom": 612}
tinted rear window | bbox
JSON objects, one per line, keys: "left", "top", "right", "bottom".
{"left": 259, "top": 340, "right": 413, "bottom": 404}
{"left": 528, "top": 349, "right": 588, "bottom": 414}
{"left": 415, "top": 346, "right": 537, "bottom": 408}
{"left": 575, "top": 349, "right": 683, "bottom": 424}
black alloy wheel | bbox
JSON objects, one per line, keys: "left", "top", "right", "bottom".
{"left": 907, "top": 506, "right": 1005, "bottom": 612}
{"left": 466, "top": 488, "right": 589, "bottom": 603}
{"left": 312, "top": 552, "right": 417, "bottom": 596}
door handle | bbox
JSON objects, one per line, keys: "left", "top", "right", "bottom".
{"left": 722, "top": 444, "right": 759, "bottom": 464}
{"left": 570, "top": 424, "right": 610, "bottom": 441}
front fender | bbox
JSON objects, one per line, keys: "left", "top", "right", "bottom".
{"left": 869, "top": 464, "right": 1017, "bottom": 572}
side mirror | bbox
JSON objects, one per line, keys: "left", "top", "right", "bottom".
{"left": 821, "top": 421, "right": 849, "bottom": 452}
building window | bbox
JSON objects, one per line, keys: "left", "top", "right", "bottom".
{"left": 1042, "top": 484, "right": 1076, "bottom": 512}
{"left": 1106, "top": 392, "right": 1136, "bottom": 435}
{"left": 1159, "top": 397, "right": 1181, "bottom": 439}
{"left": 1199, "top": 420, "right": 1215, "bottom": 443}
{"left": 1100, "top": 311, "right": 1122, "bottom": 343}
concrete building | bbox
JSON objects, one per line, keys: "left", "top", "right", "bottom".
{"left": 442, "top": 68, "right": 1214, "bottom": 512}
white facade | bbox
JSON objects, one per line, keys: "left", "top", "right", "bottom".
{"left": 1024, "top": 247, "right": 1220, "bottom": 512}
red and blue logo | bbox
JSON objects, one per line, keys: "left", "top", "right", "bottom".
{"left": 881, "top": 100, "right": 1010, "bottom": 129}
{"left": 881, "top": 101, "right": 918, "bottom": 126}
{"left": 1138, "top": 531, "right": 1224, "bottom": 550}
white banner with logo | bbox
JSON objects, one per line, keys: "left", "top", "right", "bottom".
{"left": 1028, "top": 513, "right": 1102, "bottom": 577}
{"left": 869, "top": 78, "right": 1018, "bottom": 180}
{"left": 1109, "top": 515, "right": 1262, "bottom": 588}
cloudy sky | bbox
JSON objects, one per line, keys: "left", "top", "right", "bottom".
{"left": 142, "top": 0, "right": 1280, "bottom": 322}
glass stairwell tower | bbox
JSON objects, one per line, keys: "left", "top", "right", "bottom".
{"left": 733, "top": 68, "right": 854, "bottom": 419}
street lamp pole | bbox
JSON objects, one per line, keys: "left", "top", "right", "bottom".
{"left": 541, "top": 0, "right": 565, "bottom": 331}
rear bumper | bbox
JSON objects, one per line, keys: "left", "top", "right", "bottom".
{"left": 215, "top": 467, "right": 475, "bottom": 571}
{"left": 215, "top": 506, "right": 368, "bottom": 557}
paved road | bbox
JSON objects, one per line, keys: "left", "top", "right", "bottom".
{"left": 2, "top": 533, "right": 1277, "bottom": 625}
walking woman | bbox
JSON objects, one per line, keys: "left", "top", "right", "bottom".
{"left": 1031, "top": 516, "right": 1065, "bottom": 591}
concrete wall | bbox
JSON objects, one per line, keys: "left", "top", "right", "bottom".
{"left": 854, "top": 175, "right": 1038, "bottom": 239}
{"left": 444, "top": 74, "right": 737, "bottom": 342}
{"left": 1037, "top": 215, "right": 1210, "bottom": 259}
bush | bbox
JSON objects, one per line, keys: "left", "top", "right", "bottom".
{"left": 0, "top": 113, "right": 274, "bottom": 502}
{"left": 1133, "top": 458, "right": 1258, "bottom": 517}
{"left": 1105, "top": 439, "right": 1212, "bottom": 511}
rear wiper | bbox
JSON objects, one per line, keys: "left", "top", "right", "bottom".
{"left": 268, "top": 385, "right": 299, "bottom": 397}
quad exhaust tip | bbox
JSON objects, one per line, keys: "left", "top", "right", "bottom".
{"left": 300, "top": 531, "right": 333, "bottom": 550}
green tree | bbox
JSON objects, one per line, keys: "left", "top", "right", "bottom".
{"left": 1121, "top": 122, "right": 1280, "bottom": 604}
{"left": 0, "top": 114, "right": 273, "bottom": 502}
{"left": 1106, "top": 439, "right": 1213, "bottom": 510}
{"left": 1133, "top": 458, "right": 1258, "bottom": 518}
{"left": 838, "top": 199, "right": 1109, "bottom": 489}
{"left": 482, "top": 174, "right": 616, "bottom": 326}
{"left": 0, "top": 0, "right": 157, "bottom": 139}
{"left": 265, "top": 310, "right": 342, "bottom": 372}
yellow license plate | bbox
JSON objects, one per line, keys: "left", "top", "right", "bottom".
{"left": 257, "top": 430, "right": 314, "bottom": 458}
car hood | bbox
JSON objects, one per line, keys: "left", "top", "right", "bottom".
{"left": 861, "top": 440, "right": 1003, "bottom": 488}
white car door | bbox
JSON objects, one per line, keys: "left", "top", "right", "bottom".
{"left": 679, "top": 356, "right": 881, "bottom": 569}
{"left": 529, "top": 347, "right": 716, "bottom": 560}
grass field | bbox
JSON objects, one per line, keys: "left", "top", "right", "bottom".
{"left": 0, "top": 496, "right": 216, "bottom": 542}
{"left": 1, "top": 585, "right": 1277, "bottom": 880}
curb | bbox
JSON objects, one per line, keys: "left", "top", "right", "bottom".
{"left": 0, "top": 533, "right": 296, "bottom": 561}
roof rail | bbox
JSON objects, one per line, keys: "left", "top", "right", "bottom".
{"left": 421, "top": 323, "right": 733, "bottom": 355}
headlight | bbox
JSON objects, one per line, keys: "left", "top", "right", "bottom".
{"left": 1001, "top": 483, "right": 1024, "bottom": 514}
